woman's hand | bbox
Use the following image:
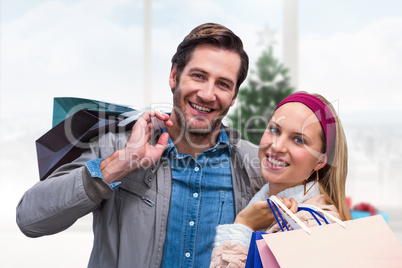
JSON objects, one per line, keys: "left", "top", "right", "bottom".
{"left": 275, "top": 196, "right": 298, "bottom": 214}
{"left": 234, "top": 197, "right": 298, "bottom": 231}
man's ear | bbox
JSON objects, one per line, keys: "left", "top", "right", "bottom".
{"left": 230, "top": 97, "right": 236, "bottom": 107}
{"left": 169, "top": 66, "right": 177, "bottom": 91}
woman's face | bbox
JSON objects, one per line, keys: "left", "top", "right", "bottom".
{"left": 258, "top": 102, "right": 327, "bottom": 195}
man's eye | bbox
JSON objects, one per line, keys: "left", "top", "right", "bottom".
{"left": 218, "top": 81, "right": 229, "bottom": 88}
{"left": 192, "top": 74, "right": 204, "bottom": 79}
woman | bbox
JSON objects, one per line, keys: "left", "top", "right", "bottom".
{"left": 210, "top": 91, "right": 352, "bottom": 267}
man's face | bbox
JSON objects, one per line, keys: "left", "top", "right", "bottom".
{"left": 169, "top": 44, "right": 240, "bottom": 135}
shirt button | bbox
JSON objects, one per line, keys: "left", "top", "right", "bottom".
{"left": 194, "top": 167, "right": 199, "bottom": 172}
{"left": 193, "top": 193, "right": 198, "bottom": 198}
{"left": 189, "top": 221, "right": 194, "bottom": 226}
{"left": 185, "top": 252, "right": 191, "bottom": 258}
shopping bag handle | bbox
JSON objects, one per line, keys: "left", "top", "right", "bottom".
{"left": 118, "top": 109, "right": 168, "bottom": 130}
{"left": 268, "top": 196, "right": 312, "bottom": 235}
{"left": 297, "top": 207, "right": 329, "bottom": 225}
{"left": 268, "top": 196, "right": 346, "bottom": 233}
{"left": 298, "top": 204, "right": 346, "bottom": 229}
{"left": 268, "top": 199, "right": 290, "bottom": 232}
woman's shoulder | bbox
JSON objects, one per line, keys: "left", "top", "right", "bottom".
{"left": 303, "top": 194, "right": 334, "bottom": 206}
{"left": 301, "top": 194, "right": 341, "bottom": 219}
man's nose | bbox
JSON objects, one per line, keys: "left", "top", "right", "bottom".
{"left": 197, "top": 82, "right": 216, "bottom": 102}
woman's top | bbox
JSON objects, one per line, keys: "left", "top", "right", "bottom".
{"left": 210, "top": 182, "right": 340, "bottom": 268}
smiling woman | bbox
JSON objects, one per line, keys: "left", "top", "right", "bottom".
{"left": 210, "top": 91, "right": 352, "bottom": 267}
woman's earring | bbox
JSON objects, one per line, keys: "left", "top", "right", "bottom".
{"left": 303, "top": 169, "right": 319, "bottom": 196}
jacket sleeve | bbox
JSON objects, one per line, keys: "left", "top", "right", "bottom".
{"left": 210, "top": 223, "right": 253, "bottom": 268}
{"left": 210, "top": 241, "right": 249, "bottom": 268}
{"left": 16, "top": 135, "right": 115, "bottom": 238}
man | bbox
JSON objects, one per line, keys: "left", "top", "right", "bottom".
{"left": 17, "top": 23, "right": 265, "bottom": 267}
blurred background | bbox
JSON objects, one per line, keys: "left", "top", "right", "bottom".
{"left": 1, "top": 0, "right": 401, "bottom": 267}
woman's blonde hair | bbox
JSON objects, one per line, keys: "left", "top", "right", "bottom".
{"left": 304, "top": 92, "right": 352, "bottom": 221}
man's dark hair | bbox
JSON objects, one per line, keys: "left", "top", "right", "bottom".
{"left": 171, "top": 23, "right": 249, "bottom": 97}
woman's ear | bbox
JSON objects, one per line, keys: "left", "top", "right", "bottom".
{"left": 315, "top": 154, "right": 328, "bottom": 171}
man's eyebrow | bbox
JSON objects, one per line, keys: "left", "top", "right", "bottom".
{"left": 189, "top": 67, "right": 208, "bottom": 74}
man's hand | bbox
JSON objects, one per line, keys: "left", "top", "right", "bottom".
{"left": 234, "top": 197, "right": 298, "bottom": 231}
{"left": 122, "top": 111, "right": 173, "bottom": 168}
{"left": 101, "top": 111, "right": 173, "bottom": 183}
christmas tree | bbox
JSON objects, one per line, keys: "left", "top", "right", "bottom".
{"left": 228, "top": 45, "right": 294, "bottom": 145}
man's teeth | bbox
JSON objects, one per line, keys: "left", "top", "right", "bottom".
{"left": 268, "top": 157, "right": 288, "bottom": 167}
{"left": 191, "top": 103, "right": 211, "bottom": 113}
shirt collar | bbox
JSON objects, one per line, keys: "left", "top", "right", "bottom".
{"left": 162, "top": 125, "right": 231, "bottom": 157}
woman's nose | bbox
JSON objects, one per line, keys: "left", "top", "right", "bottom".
{"left": 271, "top": 135, "right": 288, "bottom": 153}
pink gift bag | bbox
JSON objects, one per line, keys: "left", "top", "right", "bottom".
{"left": 257, "top": 214, "right": 402, "bottom": 267}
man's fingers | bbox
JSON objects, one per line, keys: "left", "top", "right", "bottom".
{"left": 136, "top": 111, "right": 173, "bottom": 129}
{"left": 146, "top": 110, "right": 171, "bottom": 122}
{"left": 154, "top": 132, "right": 169, "bottom": 152}
{"left": 153, "top": 111, "right": 173, "bottom": 127}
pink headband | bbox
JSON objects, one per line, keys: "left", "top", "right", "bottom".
{"left": 275, "top": 92, "right": 336, "bottom": 158}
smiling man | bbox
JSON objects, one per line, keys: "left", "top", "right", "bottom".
{"left": 168, "top": 44, "right": 240, "bottom": 154}
{"left": 17, "top": 23, "right": 265, "bottom": 268}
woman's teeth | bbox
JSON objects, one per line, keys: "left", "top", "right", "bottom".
{"left": 268, "top": 157, "right": 288, "bottom": 167}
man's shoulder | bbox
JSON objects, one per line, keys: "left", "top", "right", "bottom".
{"left": 224, "top": 127, "right": 261, "bottom": 177}
{"left": 223, "top": 126, "right": 259, "bottom": 155}
{"left": 236, "top": 138, "right": 259, "bottom": 155}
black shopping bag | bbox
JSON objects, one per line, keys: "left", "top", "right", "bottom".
{"left": 36, "top": 109, "right": 134, "bottom": 180}
{"left": 52, "top": 97, "right": 134, "bottom": 127}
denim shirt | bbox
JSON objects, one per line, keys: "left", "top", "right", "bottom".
{"left": 161, "top": 126, "right": 235, "bottom": 267}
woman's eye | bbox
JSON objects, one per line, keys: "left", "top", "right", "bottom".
{"left": 269, "top": 127, "right": 279, "bottom": 135}
{"left": 294, "top": 137, "right": 305, "bottom": 144}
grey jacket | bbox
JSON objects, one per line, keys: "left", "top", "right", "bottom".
{"left": 16, "top": 127, "right": 265, "bottom": 268}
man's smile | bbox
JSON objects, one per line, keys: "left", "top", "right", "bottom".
{"left": 189, "top": 101, "right": 213, "bottom": 114}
